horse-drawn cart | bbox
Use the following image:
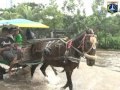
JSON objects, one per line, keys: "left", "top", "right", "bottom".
{"left": 0, "top": 38, "right": 66, "bottom": 79}
{"left": 0, "top": 30, "right": 97, "bottom": 90}
{"left": 0, "top": 40, "right": 42, "bottom": 79}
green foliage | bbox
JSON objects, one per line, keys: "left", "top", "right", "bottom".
{"left": 99, "top": 35, "right": 120, "bottom": 49}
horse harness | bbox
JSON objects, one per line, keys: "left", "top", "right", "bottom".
{"left": 67, "top": 34, "right": 96, "bottom": 54}
{"left": 38, "top": 34, "right": 96, "bottom": 63}
{"left": 77, "top": 34, "right": 96, "bottom": 54}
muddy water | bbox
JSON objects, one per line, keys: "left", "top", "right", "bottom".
{"left": 0, "top": 50, "right": 120, "bottom": 90}
{"left": 95, "top": 50, "right": 120, "bottom": 71}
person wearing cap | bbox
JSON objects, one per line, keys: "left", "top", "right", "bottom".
{"left": 0, "top": 27, "right": 16, "bottom": 75}
{"left": 0, "top": 27, "right": 23, "bottom": 76}
{"left": 7, "top": 27, "right": 15, "bottom": 43}
{"left": 0, "top": 27, "right": 12, "bottom": 49}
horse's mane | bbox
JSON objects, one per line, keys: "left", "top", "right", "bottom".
{"left": 72, "top": 31, "right": 86, "bottom": 47}
{"left": 73, "top": 31, "right": 85, "bottom": 40}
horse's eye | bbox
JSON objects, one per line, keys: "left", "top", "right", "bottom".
{"left": 79, "top": 41, "right": 81, "bottom": 44}
{"left": 86, "top": 41, "right": 92, "bottom": 46}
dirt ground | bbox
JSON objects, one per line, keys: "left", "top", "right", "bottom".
{"left": 0, "top": 50, "right": 120, "bottom": 90}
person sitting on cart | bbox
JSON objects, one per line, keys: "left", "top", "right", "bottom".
{"left": 8, "top": 27, "right": 23, "bottom": 75}
{"left": 13, "top": 27, "right": 23, "bottom": 50}
{"left": 25, "top": 29, "right": 36, "bottom": 40}
{"left": 0, "top": 27, "right": 22, "bottom": 76}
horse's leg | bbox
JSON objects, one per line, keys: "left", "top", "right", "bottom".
{"left": 31, "top": 64, "right": 38, "bottom": 78}
{"left": 50, "top": 65, "right": 58, "bottom": 75}
{"left": 22, "top": 65, "right": 28, "bottom": 68}
{"left": 62, "top": 70, "right": 73, "bottom": 90}
{"left": 40, "top": 63, "right": 48, "bottom": 77}
{"left": 0, "top": 66, "right": 6, "bottom": 80}
{"left": 60, "top": 69, "right": 65, "bottom": 73}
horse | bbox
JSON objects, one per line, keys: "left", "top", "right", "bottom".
{"left": 30, "top": 30, "right": 97, "bottom": 90}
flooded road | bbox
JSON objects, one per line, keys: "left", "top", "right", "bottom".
{"left": 0, "top": 50, "right": 120, "bottom": 90}
{"left": 95, "top": 50, "right": 120, "bottom": 71}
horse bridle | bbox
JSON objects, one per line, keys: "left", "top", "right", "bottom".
{"left": 77, "top": 34, "right": 95, "bottom": 54}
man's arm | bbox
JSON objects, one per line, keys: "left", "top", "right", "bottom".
{"left": 0, "top": 47, "right": 11, "bottom": 52}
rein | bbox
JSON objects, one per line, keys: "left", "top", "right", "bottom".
{"left": 59, "top": 33, "right": 96, "bottom": 57}
{"left": 59, "top": 38, "right": 84, "bottom": 57}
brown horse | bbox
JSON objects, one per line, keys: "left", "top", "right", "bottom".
{"left": 30, "top": 30, "right": 97, "bottom": 90}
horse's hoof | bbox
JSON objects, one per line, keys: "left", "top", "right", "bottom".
{"left": 60, "top": 69, "right": 65, "bottom": 73}
{"left": 45, "top": 74, "right": 48, "bottom": 77}
{"left": 60, "top": 87, "right": 65, "bottom": 90}
{"left": 0, "top": 74, "right": 3, "bottom": 80}
{"left": 54, "top": 72, "right": 58, "bottom": 75}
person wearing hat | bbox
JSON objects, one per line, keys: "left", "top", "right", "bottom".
{"left": 0, "top": 27, "right": 12, "bottom": 49}
{"left": 0, "top": 27, "right": 17, "bottom": 75}
{"left": 0, "top": 27, "right": 23, "bottom": 76}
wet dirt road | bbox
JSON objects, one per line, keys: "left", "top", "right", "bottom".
{"left": 0, "top": 50, "right": 120, "bottom": 90}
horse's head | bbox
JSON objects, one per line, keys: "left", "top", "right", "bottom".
{"left": 71, "top": 29, "right": 97, "bottom": 66}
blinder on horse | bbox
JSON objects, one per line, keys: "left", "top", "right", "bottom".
{"left": 77, "top": 34, "right": 97, "bottom": 54}
{"left": 66, "top": 34, "right": 96, "bottom": 53}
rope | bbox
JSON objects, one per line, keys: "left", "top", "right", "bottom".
{"left": 59, "top": 38, "right": 84, "bottom": 58}
{"left": 19, "top": 59, "right": 42, "bottom": 66}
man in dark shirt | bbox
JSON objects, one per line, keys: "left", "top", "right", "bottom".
{"left": 0, "top": 27, "right": 12, "bottom": 50}
{"left": 0, "top": 27, "right": 21, "bottom": 76}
